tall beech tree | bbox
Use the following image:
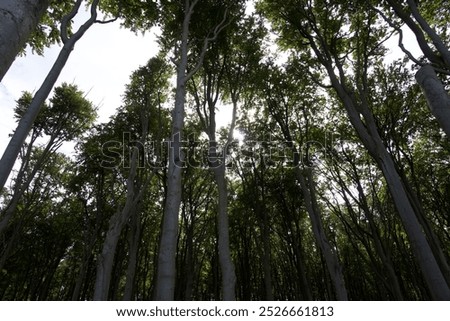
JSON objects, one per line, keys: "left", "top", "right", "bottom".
{"left": 0, "top": 83, "right": 96, "bottom": 236}
{"left": 188, "top": 13, "right": 263, "bottom": 300}
{"left": 258, "top": 0, "right": 450, "bottom": 299}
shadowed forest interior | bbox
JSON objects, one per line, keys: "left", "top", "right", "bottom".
{"left": 0, "top": 0, "right": 449, "bottom": 300}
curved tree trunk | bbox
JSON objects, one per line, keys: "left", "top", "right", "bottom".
{"left": 415, "top": 65, "right": 450, "bottom": 139}
{"left": 0, "top": 0, "right": 49, "bottom": 81}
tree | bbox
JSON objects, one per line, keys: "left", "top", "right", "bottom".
{"left": 0, "top": 0, "right": 49, "bottom": 81}
{"left": 378, "top": 0, "right": 450, "bottom": 138}
{"left": 0, "top": 83, "right": 96, "bottom": 236}
{"left": 0, "top": 0, "right": 117, "bottom": 192}
{"left": 154, "top": 0, "right": 233, "bottom": 300}
{"left": 93, "top": 56, "right": 170, "bottom": 300}
{"left": 188, "top": 12, "right": 261, "bottom": 300}
{"left": 259, "top": 61, "right": 348, "bottom": 300}
{"left": 258, "top": 0, "right": 450, "bottom": 299}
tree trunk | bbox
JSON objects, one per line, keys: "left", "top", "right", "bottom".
{"left": 123, "top": 209, "right": 141, "bottom": 300}
{"left": 269, "top": 102, "right": 347, "bottom": 300}
{"left": 93, "top": 150, "right": 141, "bottom": 300}
{"left": 377, "top": 149, "right": 450, "bottom": 299}
{"left": 0, "top": 0, "right": 98, "bottom": 191}
{"left": 296, "top": 168, "right": 348, "bottom": 300}
{"left": 154, "top": 1, "right": 193, "bottom": 301}
{"left": 261, "top": 207, "right": 273, "bottom": 301}
{"left": 415, "top": 64, "right": 450, "bottom": 139}
{"left": 0, "top": 0, "right": 49, "bottom": 81}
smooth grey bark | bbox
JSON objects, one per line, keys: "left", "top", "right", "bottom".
{"left": 279, "top": 3, "right": 449, "bottom": 295}
{"left": 351, "top": 163, "right": 404, "bottom": 300}
{"left": 331, "top": 159, "right": 404, "bottom": 300}
{"left": 93, "top": 150, "right": 140, "bottom": 300}
{"left": 295, "top": 168, "right": 348, "bottom": 300}
{"left": 415, "top": 65, "right": 450, "bottom": 138}
{"left": 155, "top": 0, "right": 228, "bottom": 300}
{"left": 122, "top": 210, "right": 141, "bottom": 300}
{"left": 405, "top": 0, "right": 450, "bottom": 67}
{"left": 192, "top": 69, "right": 238, "bottom": 300}
{"left": 383, "top": 1, "right": 450, "bottom": 139}
{"left": 0, "top": 0, "right": 49, "bottom": 81}
{"left": 0, "top": 0, "right": 99, "bottom": 192}
{"left": 204, "top": 79, "right": 238, "bottom": 301}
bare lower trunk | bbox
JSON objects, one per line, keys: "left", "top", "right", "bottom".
{"left": 0, "top": 0, "right": 98, "bottom": 191}
{"left": 93, "top": 204, "right": 137, "bottom": 300}
{"left": 415, "top": 65, "right": 450, "bottom": 139}
{"left": 296, "top": 168, "right": 348, "bottom": 300}
{"left": 0, "top": 0, "right": 49, "bottom": 81}
{"left": 262, "top": 209, "right": 273, "bottom": 301}
{"left": 154, "top": 15, "right": 190, "bottom": 299}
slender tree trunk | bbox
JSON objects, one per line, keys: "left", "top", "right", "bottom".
{"left": 376, "top": 149, "right": 450, "bottom": 299}
{"left": 296, "top": 168, "right": 348, "bottom": 300}
{"left": 261, "top": 208, "right": 273, "bottom": 301}
{"left": 269, "top": 102, "right": 347, "bottom": 299}
{"left": 71, "top": 252, "right": 91, "bottom": 301}
{"left": 0, "top": 134, "right": 57, "bottom": 235}
{"left": 295, "top": 235, "right": 313, "bottom": 300}
{"left": 0, "top": 0, "right": 98, "bottom": 191}
{"left": 204, "top": 98, "right": 237, "bottom": 300}
{"left": 93, "top": 205, "right": 136, "bottom": 300}
{"left": 213, "top": 167, "right": 236, "bottom": 300}
{"left": 415, "top": 65, "right": 450, "bottom": 139}
{"left": 156, "top": 0, "right": 228, "bottom": 299}
{"left": 93, "top": 150, "right": 141, "bottom": 300}
{"left": 183, "top": 223, "right": 195, "bottom": 300}
{"left": 123, "top": 210, "right": 142, "bottom": 300}
{"left": 154, "top": 1, "right": 192, "bottom": 300}
{"left": 0, "top": 0, "right": 49, "bottom": 81}
{"left": 405, "top": 0, "right": 450, "bottom": 67}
